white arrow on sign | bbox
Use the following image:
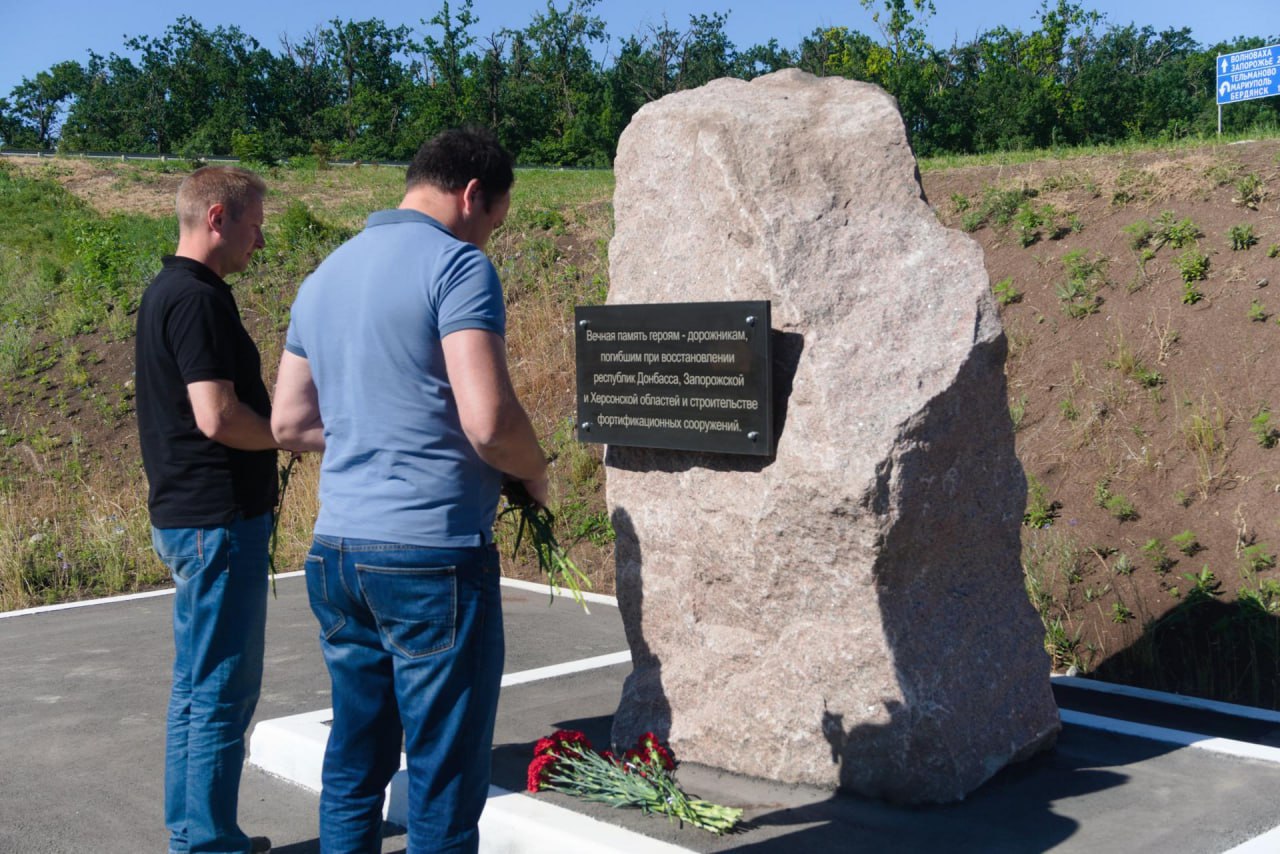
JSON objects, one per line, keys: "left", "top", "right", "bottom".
{"left": 1220, "top": 81, "right": 1231, "bottom": 96}
{"left": 1222, "top": 58, "right": 1229, "bottom": 73}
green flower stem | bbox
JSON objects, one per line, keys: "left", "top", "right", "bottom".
{"left": 500, "top": 482, "right": 592, "bottom": 613}
{"left": 542, "top": 751, "right": 742, "bottom": 834}
{"left": 267, "top": 454, "right": 297, "bottom": 599}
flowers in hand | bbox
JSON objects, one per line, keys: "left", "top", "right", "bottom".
{"left": 499, "top": 480, "right": 593, "bottom": 612}
{"left": 526, "top": 729, "right": 742, "bottom": 834}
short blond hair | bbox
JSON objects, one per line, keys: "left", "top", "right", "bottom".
{"left": 176, "top": 166, "right": 266, "bottom": 230}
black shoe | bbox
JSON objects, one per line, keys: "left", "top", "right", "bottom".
{"left": 249, "top": 837, "right": 272, "bottom": 854}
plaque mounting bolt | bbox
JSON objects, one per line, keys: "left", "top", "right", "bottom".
{"left": 747, "top": 431, "right": 759, "bottom": 442}
{"left": 580, "top": 422, "right": 591, "bottom": 432}
{"left": 745, "top": 316, "right": 756, "bottom": 327}
{"left": 578, "top": 320, "right": 590, "bottom": 328}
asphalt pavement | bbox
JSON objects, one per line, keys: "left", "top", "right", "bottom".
{"left": 3, "top": 574, "right": 1280, "bottom": 854}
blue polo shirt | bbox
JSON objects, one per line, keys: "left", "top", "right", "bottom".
{"left": 285, "top": 209, "right": 506, "bottom": 547}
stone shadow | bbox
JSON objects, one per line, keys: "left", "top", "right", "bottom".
{"left": 1091, "top": 588, "right": 1280, "bottom": 709}
{"left": 726, "top": 722, "right": 1155, "bottom": 852}
{"left": 823, "top": 332, "right": 1058, "bottom": 800}
{"left": 603, "top": 505, "right": 673, "bottom": 748}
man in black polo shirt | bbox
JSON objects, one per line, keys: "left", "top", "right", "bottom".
{"left": 136, "top": 166, "right": 280, "bottom": 854}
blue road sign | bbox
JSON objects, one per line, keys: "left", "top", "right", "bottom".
{"left": 1216, "top": 44, "right": 1280, "bottom": 105}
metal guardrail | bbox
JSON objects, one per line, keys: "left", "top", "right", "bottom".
{"left": 0, "top": 148, "right": 594, "bottom": 171}
{"left": 0, "top": 149, "right": 411, "bottom": 168}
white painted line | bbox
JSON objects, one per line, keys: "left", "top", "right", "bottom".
{"left": 2, "top": 572, "right": 616, "bottom": 619}
{"left": 1221, "top": 823, "right": 1280, "bottom": 853}
{"left": 500, "top": 576, "right": 619, "bottom": 608}
{"left": 0, "top": 571, "right": 308, "bottom": 619}
{"left": 1053, "top": 674, "right": 1280, "bottom": 725}
{"left": 1061, "top": 710, "right": 1280, "bottom": 765}
{"left": 502, "top": 651, "right": 631, "bottom": 688}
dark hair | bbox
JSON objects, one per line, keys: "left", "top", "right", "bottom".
{"left": 406, "top": 126, "right": 514, "bottom": 210}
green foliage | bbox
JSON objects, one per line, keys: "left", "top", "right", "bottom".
{"left": 4, "top": 5, "right": 1280, "bottom": 166}
{"left": 1182, "top": 566, "right": 1222, "bottom": 598}
{"left": 960, "top": 185, "right": 1037, "bottom": 233}
{"left": 1094, "top": 477, "right": 1137, "bottom": 521}
{"left": 991, "top": 277, "right": 1021, "bottom": 305}
{"left": 1228, "top": 224, "right": 1258, "bottom": 251}
{"left": 276, "top": 201, "right": 353, "bottom": 254}
{"left": 1059, "top": 398, "right": 1079, "bottom": 421}
{"left": 1057, "top": 250, "right": 1107, "bottom": 318}
{"left": 1250, "top": 407, "right": 1279, "bottom": 448}
{"left": 1171, "top": 530, "right": 1201, "bottom": 556}
{"left": 1175, "top": 247, "right": 1209, "bottom": 287}
{"left": 1249, "top": 300, "right": 1269, "bottom": 322}
{"left": 1009, "top": 394, "right": 1028, "bottom": 430}
{"left": 1112, "top": 552, "right": 1134, "bottom": 575}
{"left": 1122, "top": 219, "right": 1155, "bottom": 250}
{"left": 1023, "top": 473, "right": 1057, "bottom": 528}
{"left": 1242, "top": 544, "right": 1276, "bottom": 574}
{"left": 1266, "top": 243, "right": 1280, "bottom": 258}
{"left": 1110, "top": 601, "right": 1133, "bottom": 623}
{"left": 1234, "top": 173, "right": 1265, "bottom": 209}
{"left": 1141, "top": 538, "right": 1175, "bottom": 573}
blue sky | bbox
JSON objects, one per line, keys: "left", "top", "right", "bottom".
{"left": 2, "top": 0, "right": 1274, "bottom": 98}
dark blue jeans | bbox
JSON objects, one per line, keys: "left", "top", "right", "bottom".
{"left": 153, "top": 512, "right": 271, "bottom": 854}
{"left": 305, "top": 535, "right": 504, "bottom": 854}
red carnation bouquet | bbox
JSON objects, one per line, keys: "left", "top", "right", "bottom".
{"left": 526, "top": 729, "right": 742, "bottom": 834}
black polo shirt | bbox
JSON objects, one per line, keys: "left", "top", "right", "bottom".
{"left": 135, "top": 256, "right": 278, "bottom": 528}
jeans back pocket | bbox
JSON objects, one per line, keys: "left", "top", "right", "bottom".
{"left": 356, "top": 563, "right": 457, "bottom": 658}
{"left": 305, "top": 554, "right": 347, "bottom": 640}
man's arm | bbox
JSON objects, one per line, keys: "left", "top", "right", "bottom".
{"left": 271, "top": 350, "right": 326, "bottom": 453}
{"left": 442, "top": 329, "right": 549, "bottom": 506}
{"left": 187, "top": 380, "right": 278, "bottom": 450}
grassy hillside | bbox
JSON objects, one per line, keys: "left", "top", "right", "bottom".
{"left": 0, "top": 156, "right": 615, "bottom": 608}
{"left": 2, "top": 139, "right": 1278, "bottom": 706}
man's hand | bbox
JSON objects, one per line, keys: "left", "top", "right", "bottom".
{"left": 503, "top": 474, "right": 550, "bottom": 509}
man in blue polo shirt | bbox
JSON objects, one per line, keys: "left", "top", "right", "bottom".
{"left": 272, "top": 127, "right": 547, "bottom": 854}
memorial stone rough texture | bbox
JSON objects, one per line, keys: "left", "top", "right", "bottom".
{"left": 606, "top": 69, "right": 1060, "bottom": 803}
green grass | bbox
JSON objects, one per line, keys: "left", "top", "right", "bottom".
{"left": 917, "top": 127, "right": 1280, "bottom": 172}
{"left": 0, "top": 157, "right": 617, "bottom": 611}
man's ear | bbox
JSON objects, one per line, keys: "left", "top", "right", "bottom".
{"left": 207, "top": 203, "right": 226, "bottom": 234}
{"left": 460, "top": 178, "right": 484, "bottom": 216}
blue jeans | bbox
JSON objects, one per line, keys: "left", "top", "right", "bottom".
{"left": 153, "top": 513, "right": 272, "bottom": 854}
{"left": 305, "top": 535, "right": 504, "bottom": 854}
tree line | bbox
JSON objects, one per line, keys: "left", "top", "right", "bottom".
{"left": 1, "top": 0, "right": 1277, "bottom": 165}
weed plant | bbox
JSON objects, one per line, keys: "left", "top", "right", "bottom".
{"left": 1228, "top": 224, "right": 1258, "bottom": 251}
{"left": 1249, "top": 300, "right": 1269, "bottom": 322}
{"left": 1172, "top": 530, "right": 1202, "bottom": 556}
{"left": 1058, "top": 250, "right": 1107, "bottom": 318}
{"left": 992, "top": 277, "right": 1022, "bottom": 305}
{"left": 1142, "top": 538, "right": 1176, "bottom": 573}
{"left": 1251, "top": 407, "right": 1279, "bottom": 448}
{"left": 1023, "top": 474, "right": 1057, "bottom": 528}
{"left": 1233, "top": 173, "right": 1265, "bottom": 209}
{"left": 1175, "top": 248, "right": 1209, "bottom": 286}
